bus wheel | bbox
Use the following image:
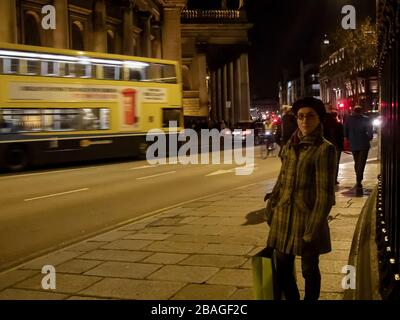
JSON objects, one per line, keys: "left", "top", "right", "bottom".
{"left": 5, "top": 146, "right": 29, "bottom": 171}
{"left": 138, "top": 142, "right": 150, "bottom": 160}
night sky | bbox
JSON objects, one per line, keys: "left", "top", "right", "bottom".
{"left": 244, "top": 0, "right": 376, "bottom": 100}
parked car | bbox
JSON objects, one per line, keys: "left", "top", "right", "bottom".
{"left": 231, "top": 120, "right": 265, "bottom": 144}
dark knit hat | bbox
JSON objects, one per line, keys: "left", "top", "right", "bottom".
{"left": 292, "top": 97, "right": 327, "bottom": 121}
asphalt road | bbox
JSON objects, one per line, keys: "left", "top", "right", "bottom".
{"left": 0, "top": 146, "right": 283, "bottom": 271}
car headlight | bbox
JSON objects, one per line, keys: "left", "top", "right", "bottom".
{"left": 372, "top": 119, "right": 381, "bottom": 127}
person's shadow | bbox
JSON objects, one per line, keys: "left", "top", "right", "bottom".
{"left": 242, "top": 208, "right": 266, "bottom": 226}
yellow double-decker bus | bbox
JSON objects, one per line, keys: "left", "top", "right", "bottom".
{"left": 0, "top": 43, "right": 183, "bottom": 171}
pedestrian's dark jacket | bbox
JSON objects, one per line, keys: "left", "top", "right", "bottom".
{"left": 265, "top": 126, "right": 337, "bottom": 256}
{"left": 281, "top": 113, "right": 298, "bottom": 146}
{"left": 323, "top": 114, "right": 344, "bottom": 151}
{"left": 343, "top": 114, "right": 373, "bottom": 151}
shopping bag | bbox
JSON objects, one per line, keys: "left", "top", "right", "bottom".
{"left": 251, "top": 247, "right": 281, "bottom": 300}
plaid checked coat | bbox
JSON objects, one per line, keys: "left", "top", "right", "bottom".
{"left": 265, "top": 127, "right": 337, "bottom": 256}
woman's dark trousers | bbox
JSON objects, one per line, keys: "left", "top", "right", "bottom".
{"left": 275, "top": 251, "right": 321, "bottom": 300}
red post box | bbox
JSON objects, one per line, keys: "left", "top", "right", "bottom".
{"left": 122, "top": 88, "right": 136, "bottom": 125}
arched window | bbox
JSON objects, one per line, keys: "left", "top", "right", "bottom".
{"left": 107, "top": 30, "right": 115, "bottom": 54}
{"left": 71, "top": 21, "right": 85, "bottom": 51}
{"left": 24, "top": 12, "right": 41, "bottom": 46}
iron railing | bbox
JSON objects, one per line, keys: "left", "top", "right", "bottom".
{"left": 181, "top": 9, "right": 247, "bottom": 23}
{"left": 376, "top": 0, "right": 400, "bottom": 300}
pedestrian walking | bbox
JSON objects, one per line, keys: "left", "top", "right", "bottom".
{"left": 264, "top": 97, "right": 337, "bottom": 300}
{"left": 278, "top": 106, "right": 297, "bottom": 158}
{"left": 323, "top": 109, "right": 344, "bottom": 185}
{"left": 343, "top": 105, "right": 373, "bottom": 194}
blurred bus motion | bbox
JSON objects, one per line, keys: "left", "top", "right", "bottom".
{"left": 0, "top": 43, "right": 183, "bottom": 171}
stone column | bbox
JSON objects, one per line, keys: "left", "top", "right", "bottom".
{"left": 239, "top": 53, "right": 250, "bottom": 121}
{"left": 162, "top": 1, "right": 186, "bottom": 63}
{"left": 151, "top": 22, "right": 162, "bottom": 59}
{"left": 234, "top": 58, "right": 242, "bottom": 125}
{"left": 93, "top": 0, "right": 107, "bottom": 52}
{"left": 132, "top": 10, "right": 142, "bottom": 56}
{"left": 53, "top": 0, "right": 69, "bottom": 49}
{"left": 211, "top": 71, "right": 217, "bottom": 121}
{"left": 192, "top": 53, "right": 208, "bottom": 117}
{"left": 138, "top": 11, "right": 152, "bottom": 58}
{"left": 217, "top": 68, "right": 222, "bottom": 121}
{"left": 222, "top": 64, "right": 228, "bottom": 123}
{"left": 0, "top": 0, "right": 17, "bottom": 43}
{"left": 228, "top": 61, "right": 235, "bottom": 127}
{"left": 122, "top": 2, "right": 134, "bottom": 55}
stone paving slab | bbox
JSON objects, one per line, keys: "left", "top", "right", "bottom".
{"left": 100, "top": 239, "right": 153, "bottom": 251}
{"left": 19, "top": 251, "right": 82, "bottom": 270}
{"left": 167, "top": 225, "right": 224, "bottom": 236}
{"left": 89, "top": 231, "right": 134, "bottom": 242}
{"left": 144, "top": 241, "right": 207, "bottom": 254}
{"left": 166, "top": 234, "right": 229, "bottom": 244}
{"left": 142, "top": 253, "right": 189, "bottom": 265}
{"left": 207, "top": 269, "right": 253, "bottom": 287}
{"left": 56, "top": 259, "right": 103, "bottom": 274}
{"left": 79, "top": 278, "right": 185, "bottom": 300}
{"left": 148, "top": 218, "right": 185, "bottom": 227}
{"left": 199, "top": 243, "right": 253, "bottom": 255}
{"left": 0, "top": 270, "right": 38, "bottom": 291}
{"left": 78, "top": 249, "right": 153, "bottom": 263}
{"left": 229, "top": 288, "right": 254, "bottom": 300}
{"left": 66, "top": 241, "right": 109, "bottom": 252}
{"left": 171, "top": 284, "right": 237, "bottom": 300}
{"left": 14, "top": 273, "right": 102, "bottom": 294}
{"left": 84, "top": 261, "right": 162, "bottom": 279}
{"left": 123, "top": 233, "right": 173, "bottom": 241}
{"left": 0, "top": 288, "right": 68, "bottom": 300}
{"left": 179, "top": 255, "right": 247, "bottom": 268}
{"left": 147, "top": 265, "right": 219, "bottom": 283}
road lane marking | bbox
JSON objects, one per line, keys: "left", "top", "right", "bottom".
{"left": 206, "top": 169, "right": 236, "bottom": 176}
{"left": 136, "top": 171, "right": 176, "bottom": 180}
{"left": 129, "top": 165, "right": 158, "bottom": 170}
{"left": 0, "top": 168, "right": 87, "bottom": 180}
{"left": 206, "top": 164, "right": 257, "bottom": 176}
{"left": 24, "top": 188, "right": 89, "bottom": 202}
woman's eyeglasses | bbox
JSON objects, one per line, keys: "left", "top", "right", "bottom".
{"left": 296, "top": 113, "right": 317, "bottom": 121}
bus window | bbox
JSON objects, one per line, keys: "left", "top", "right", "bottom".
{"left": 102, "top": 65, "right": 121, "bottom": 80}
{"left": 41, "top": 108, "right": 110, "bottom": 131}
{"left": 58, "top": 109, "right": 79, "bottom": 131}
{"left": 76, "top": 63, "right": 92, "bottom": 78}
{"left": 2, "top": 58, "right": 19, "bottom": 74}
{"left": 41, "top": 61, "right": 60, "bottom": 76}
{"left": 22, "top": 60, "right": 41, "bottom": 75}
{"left": 61, "top": 63, "right": 76, "bottom": 77}
{"left": 99, "top": 108, "right": 110, "bottom": 130}
{"left": 2, "top": 109, "right": 41, "bottom": 132}
{"left": 161, "top": 64, "right": 177, "bottom": 83}
{"left": 145, "top": 63, "right": 177, "bottom": 83}
{"left": 127, "top": 68, "right": 143, "bottom": 81}
{"left": 42, "top": 109, "right": 55, "bottom": 131}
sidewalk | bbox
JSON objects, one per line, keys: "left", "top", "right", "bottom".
{"left": 0, "top": 158, "right": 379, "bottom": 300}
